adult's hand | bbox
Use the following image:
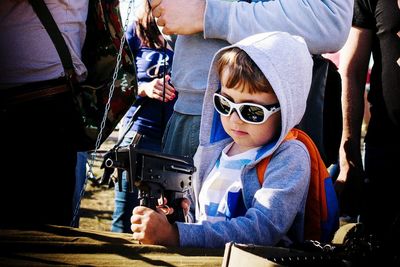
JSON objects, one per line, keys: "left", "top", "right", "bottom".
{"left": 138, "top": 75, "right": 176, "bottom": 102}
{"left": 335, "top": 140, "right": 364, "bottom": 217}
{"left": 150, "top": 0, "right": 205, "bottom": 35}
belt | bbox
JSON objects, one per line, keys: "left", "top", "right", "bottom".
{"left": 0, "top": 79, "right": 71, "bottom": 107}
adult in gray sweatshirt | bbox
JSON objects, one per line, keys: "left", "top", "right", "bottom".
{"left": 131, "top": 31, "right": 314, "bottom": 248}
{"left": 150, "top": 0, "right": 354, "bottom": 159}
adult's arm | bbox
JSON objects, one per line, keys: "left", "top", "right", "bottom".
{"left": 335, "top": 26, "right": 372, "bottom": 216}
{"left": 151, "top": 0, "right": 353, "bottom": 54}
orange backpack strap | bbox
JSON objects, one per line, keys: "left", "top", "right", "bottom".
{"left": 256, "top": 130, "right": 296, "bottom": 185}
{"left": 256, "top": 128, "right": 336, "bottom": 242}
{"left": 292, "top": 128, "right": 330, "bottom": 241}
{"left": 256, "top": 156, "right": 271, "bottom": 185}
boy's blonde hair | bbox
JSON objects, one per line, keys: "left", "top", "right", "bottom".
{"left": 216, "top": 47, "right": 273, "bottom": 94}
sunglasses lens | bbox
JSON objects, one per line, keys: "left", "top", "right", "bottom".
{"left": 214, "top": 94, "right": 231, "bottom": 115}
{"left": 240, "top": 105, "right": 265, "bottom": 123}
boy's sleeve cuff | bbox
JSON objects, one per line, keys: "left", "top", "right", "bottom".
{"left": 176, "top": 222, "right": 206, "bottom": 247}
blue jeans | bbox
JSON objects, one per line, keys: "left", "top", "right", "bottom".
{"left": 162, "top": 111, "right": 201, "bottom": 158}
{"left": 71, "top": 151, "right": 88, "bottom": 227}
{"left": 111, "top": 133, "right": 162, "bottom": 233}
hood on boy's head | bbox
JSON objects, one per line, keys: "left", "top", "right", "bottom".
{"left": 200, "top": 31, "right": 313, "bottom": 150}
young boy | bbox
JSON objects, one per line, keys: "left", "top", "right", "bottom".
{"left": 131, "top": 31, "right": 314, "bottom": 248}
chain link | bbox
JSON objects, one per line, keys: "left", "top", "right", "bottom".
{"left": 88, "top": 0, "right": 134, "bottom": 178}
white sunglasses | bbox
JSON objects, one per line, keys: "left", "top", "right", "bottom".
{"left": 213, "top": 93, "right": 280, "bottom": 125}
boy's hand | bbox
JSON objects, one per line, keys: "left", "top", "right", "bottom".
{"left": 131, "top": 206, "right": 179, "bottom": 246}
{"left": 150, "top": 0, "right": 205, "bottom": 35}
{"left": 180, "top": 198, "right": 191, "bottom": 218}
{"left": 158, "top": 197, "right": 191, "bottom": 222}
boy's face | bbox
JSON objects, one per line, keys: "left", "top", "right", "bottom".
{"left": 218, "top": 75, "right": 281, "bottom": 155}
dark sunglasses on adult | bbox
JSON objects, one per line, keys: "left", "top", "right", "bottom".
{"left": 213, "top": 93, "right": 280, "bottom": 125}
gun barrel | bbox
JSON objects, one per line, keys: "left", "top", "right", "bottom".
{"left": 105, "top": 158, "right": 125, "bottom": 169}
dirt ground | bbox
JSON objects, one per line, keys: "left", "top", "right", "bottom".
{"left": 78, "top": 180, "right": 115, "bottom": 231}
{"left": 78, "top": 131, "right": 118, "bottom": 232}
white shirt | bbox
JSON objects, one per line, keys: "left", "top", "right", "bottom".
{"left": 0, "top": 0, "right": 88, "bottom": 86}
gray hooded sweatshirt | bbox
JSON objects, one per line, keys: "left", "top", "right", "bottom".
{"left": 176, "top": 32, "right": 314, "bottom": 248}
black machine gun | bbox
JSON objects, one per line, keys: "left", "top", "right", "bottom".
{"left": 102, "top": 145, "right": 196, "bottom": 223}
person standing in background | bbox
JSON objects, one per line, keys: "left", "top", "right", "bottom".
{"left": 0, "top": 0, "right": 88, "bottom": 227}
{"left": 148, "top": 0, "right": 354, "bottom": 159}
{"left": 336, "top": 0, "right": 400, "bottom": 264}
{"left": 111, "top": 0, "right": 176, "bottom": 233}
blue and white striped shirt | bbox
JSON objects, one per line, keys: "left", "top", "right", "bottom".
{"left": 198, "top": 142, "right": 261, "bottom": 222}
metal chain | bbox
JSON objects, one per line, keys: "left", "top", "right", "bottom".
{"left": 267, "top": 240, "right": 341, "bottom": 266}
{"left": 88, "top": 0, "right": 134, "bottom": 178}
